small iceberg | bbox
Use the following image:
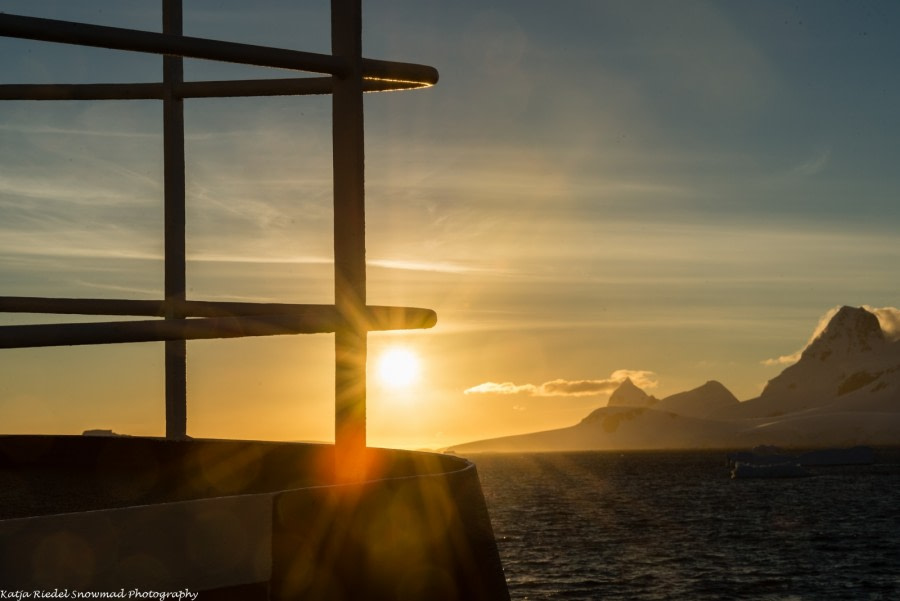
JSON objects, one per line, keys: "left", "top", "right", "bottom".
{"left": 731, "top": 461, "right": 810, "bottom": 479}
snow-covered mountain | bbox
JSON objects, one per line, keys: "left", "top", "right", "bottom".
{"left": 449, "top": 306, "right": 900, "bottom": 453}
{"left": 729, "top": 306, "right": 900, "bottom": 418}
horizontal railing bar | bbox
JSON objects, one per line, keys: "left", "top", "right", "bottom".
{"left": 0, "top": 296, "right": 436, "bottom": 326}
{"left": 0, "top": 296, "right": 309, "bottom": 316}
{"left": 0, "top": 298, "right": 437, "bottom": 348}
{"left": 0, "top": 315, "right": 337, "bottom": 348}
{"left": 361, "top": 57, "right": 440, "bottom": 85}
{"left": 0, "top": 82, "right": 164, "bottom": 101}
{"left": 0, "top": 309, "right": 436, "bottom": 349}
{"left": 0, "top": 13, "right": 438, "bottom": 86}
{"left": 0, "top": 12, "right": 345, "bottom": 75}
{"left": 176, "top": 76, "right": 426, "bottom": 97}
{"left": 0, "top": 297, "right": 159, "bottom": 315}
{"left": 0, "top": 77, "right": 425, "bottom": 101}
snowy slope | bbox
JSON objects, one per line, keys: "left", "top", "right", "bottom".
{"left": 734, "top": 306, "right": 900, "bottom": 418}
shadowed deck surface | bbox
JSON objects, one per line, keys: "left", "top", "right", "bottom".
{"left": 0, "top": 435, "right": 510, "bottom": 600}
{"left": 0, "top": 436, "right": 335, "bottom": 519}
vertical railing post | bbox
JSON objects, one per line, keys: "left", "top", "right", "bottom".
{"left": 331, "top": 0, "right": 367, "bottom": 482}
{"left": 163, "top": 0, "right": 187, "bottom": 439}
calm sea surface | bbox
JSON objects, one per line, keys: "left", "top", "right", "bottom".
{"left": 474, "top": 450, "right": 900, "bottom": 601}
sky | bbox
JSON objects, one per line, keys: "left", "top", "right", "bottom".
{"left": 1, "top": 1, "right": 899, "bottom": 449}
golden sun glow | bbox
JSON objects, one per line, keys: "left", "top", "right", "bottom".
{"left": 376, "top": 347, "right": 421, "bottom": 389}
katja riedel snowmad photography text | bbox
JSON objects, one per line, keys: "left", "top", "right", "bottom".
{"left": 0, "top": 590, "right": 198, "bottom": 601}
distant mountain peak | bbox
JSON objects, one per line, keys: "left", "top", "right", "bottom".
{"left": 802, "top": 306, "right": 884, "bottom": 362}
{"left": 608, "top": 378, "right": 657, "bottom": 408}
{"left": 698, "top": 380, "right": 738, "bottom": 400}
{"left": 749, "top": 305, "right": 900, "bottom": 416}
{"left": 655, "top": 379, "right": 738, "bottom": 418}
{"left": 699, "top": 380, "right": 728, "bottom": 391}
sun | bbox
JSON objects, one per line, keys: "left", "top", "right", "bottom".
{"left": 376, "top": 347, "right": 421, "bottom": 389}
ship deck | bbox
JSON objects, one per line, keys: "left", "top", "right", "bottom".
{"left": 0, "top": 435, "right": 510, "bottom": 600}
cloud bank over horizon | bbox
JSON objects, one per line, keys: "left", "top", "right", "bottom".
{"left": 464, "top": 369, "right": 658, "bottom": 398}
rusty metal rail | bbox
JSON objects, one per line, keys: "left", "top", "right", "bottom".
{"left": 0, "top": 1, "right": 438, "bottom": 480}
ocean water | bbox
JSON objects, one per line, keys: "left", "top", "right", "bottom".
{"left": 474, "top": 450, "right": 900, "bottom": 601}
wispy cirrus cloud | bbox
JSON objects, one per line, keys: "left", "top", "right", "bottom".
{"left": 791, "top": 146, "right": 831, "bottom": 177}
{"left": 465, "top": 382, "right": 538, "bottom": 396}
{"left": 369, "top": 258, "right": 502, "bottom": 275}
{"left": 464, "top": 369, "right": 657, "bottom": 397}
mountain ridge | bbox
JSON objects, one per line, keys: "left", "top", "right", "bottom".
{"left": 655, "top": 380, "right": 738, "bottom": 418}
{"left": 450, "top": 305, "right": 900, "bottom": 453}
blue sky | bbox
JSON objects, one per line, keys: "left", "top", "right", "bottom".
{"left": 1, "top": 1, "right": 898, "bottom": 448}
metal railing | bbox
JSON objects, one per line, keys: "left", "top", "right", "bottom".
{"left": 0, "top": 0, "right": 438, "bottom": 481}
